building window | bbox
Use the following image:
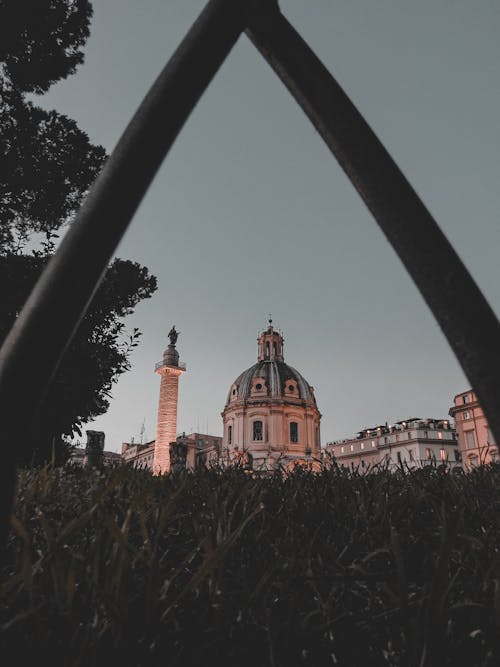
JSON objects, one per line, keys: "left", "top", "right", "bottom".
{"left": 265, "top": 342, "right": 270, "bottom": 358}
{"left": 350, "top": 444, "right": 354, "bottom": 451}
{"left": 361, "top": 459, "right": 365, "bottom": 468}
{"left": 465, "top": 431, "right": 475, "bottom": 449}
{"left": 288, "top": 384, "right": 295, "bottom": 392}
{"left": 463, "top": 395, "right": 469, "bottom": 404}
{"left": 397, "top": 452, "right": 402, "bottom": 464}
{"left": 487, "top": 428, "right": 495, "bottom": 445}
{"left": 371, "top": 440, "right": 376, "bottom": 448}
{"left": 361, "top": 442, "right": 364, "bottom": 449}
{"left": 463, "top": 410, "right": 470, "bottom": 420}
{"left": 425, "top": 448, "right": 431, "bottom": 460}
{"left": 341, "top": 446, "right": 344, "bottom": 454}
{"left": 228, "top": 425, "right": 232, "bottom": 445}
{"left": 290, "top": 422, "right": 298, "bottom": 443}
{"left": 253, "top": 420, "right": 263, "bottom": 441}
{"left": 409, "top": 449, "right": 414, "bottom": 461}
{"left": 440, "top": 448, "right": 446, "bottom": 461}
{"left": 438, "top": 432, "right": 443, "bottom": 439}
{"left": 255, "top": 383, "right": 263, "bottom": 391}
{"left": 454, "top": 449, "right": 461, "bottom": 462}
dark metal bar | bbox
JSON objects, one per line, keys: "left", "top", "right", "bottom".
{"left": 0, "top": 0, "right": 260, "bottom": 549}
{"left": 246, "top": 8, "right": 500, "bottom": 448}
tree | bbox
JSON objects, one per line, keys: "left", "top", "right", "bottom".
{"left": 0, "top": 1, "right": 158, "bottom": 464}
{"left": 0, "top": 0, "right": 92, "bottom": 94}
{"left": 0, "top": 255, "right": 157, "bottom": 465}
{"left": 0, "top": 0, "right": 105, "bottom": 252}
{"left": 0, "top": 83, "right": 106, "bottom": 252}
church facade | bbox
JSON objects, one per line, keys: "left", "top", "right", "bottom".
{"left": 221, "top": 321, "right": 322, "bottom": 471}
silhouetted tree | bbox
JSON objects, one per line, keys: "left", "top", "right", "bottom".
{"left": 0, "top": 1, "right": 158, "bottom": 464}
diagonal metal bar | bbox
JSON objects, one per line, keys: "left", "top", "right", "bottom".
{"left": 246, "top": 7, "right": 500, "bottom": 448}
{"left": 0, "top": 0, "right": 265, "bottom": 549}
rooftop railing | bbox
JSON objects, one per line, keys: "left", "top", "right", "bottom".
{"left": 155, "top": 361, "right": 187, "bottom": 372}
{"left": 1, "top": 0, "right": 500, "bottom": 548}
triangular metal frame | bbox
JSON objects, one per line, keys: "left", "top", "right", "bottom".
{"left": 1, "top": 0, "right": 499, "bottom": 544}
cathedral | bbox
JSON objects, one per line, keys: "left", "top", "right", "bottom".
{"left": 222, "top": 320, "right": 322, "bottom": 471}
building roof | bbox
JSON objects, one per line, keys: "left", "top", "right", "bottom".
{"left": 225, "top": 323, "right": 317, "bottom": 407}
{"left": 226, "top": 360, "right": 317, "bottom": 405}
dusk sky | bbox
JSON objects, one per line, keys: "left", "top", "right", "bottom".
{"left": 37, "top": 0, "right": 500, "bottom": 452}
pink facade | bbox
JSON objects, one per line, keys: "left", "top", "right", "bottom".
{"left": 449, "top": 389, "right": 497, "bottom": 468}
{"left": 221, "top": 323, "right": 321, "bottom": 472}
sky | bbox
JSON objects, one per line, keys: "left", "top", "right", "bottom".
{"left": 36, "top": 0, "right": 500, "bottom": 452}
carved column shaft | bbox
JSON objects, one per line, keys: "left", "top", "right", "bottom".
{"left": 154, "top": 366, "right": 183, "bottom": 474}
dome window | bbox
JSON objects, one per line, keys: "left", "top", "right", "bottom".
{"left": 290, "top": 422, "right": 299, "bottom": 443}
{"left": 253, "top": 420, "right": 263, "bottom": 441}
{"left": 252, "top": 379, "right": 266, "bottom": 394}
{"left": 288, "top": 385, "right": 294, "bottom": 392}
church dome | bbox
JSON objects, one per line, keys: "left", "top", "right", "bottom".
{"left": 221, "top": 321, "right": 322, "bottom": 473}
{"left": 226, "top": 360, "right": 317, "bottom": 406}
{"left": 225, "top": 321, "right": 318, "bottom": 407}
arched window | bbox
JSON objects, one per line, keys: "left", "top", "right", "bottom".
{"left": 253, "top": 420, "right": 263, "bottom": 441}
{"left": 290, "top": 421, "right": 298, "bottom": 443}
{"left": 228, "top": 425, "right": 232, "bottom": 445}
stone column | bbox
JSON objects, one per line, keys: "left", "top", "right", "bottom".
{"left": 153, "top": 332, "right": 186, "bottom": 475}
{"left": 84, "top": 430, "right": 105, "bottom": 467}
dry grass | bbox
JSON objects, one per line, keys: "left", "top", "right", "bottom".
{"left": 1, "top": 462, "right": 500, "bottom": 666}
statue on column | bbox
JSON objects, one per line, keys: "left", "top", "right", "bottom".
{"left": 168, "top": 325, "right": 179, "bottom": 345}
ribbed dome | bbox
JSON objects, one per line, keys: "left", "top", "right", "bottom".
{"left": 226, "top": 360, "right": 317, "bottom": 406}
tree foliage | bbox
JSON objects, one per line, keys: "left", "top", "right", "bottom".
{"left": 0, "top": 0, "right": 105, "bottom": 252}
{"left": 0, "top": 83, "right": 106, "bottom": 251}
{"left": 0, "top": 255, "right": 157, "bottom": 464}
{"left": 0, "top": 0, "right": 158, "bottom": 463}
{"left": 0, "top": 0, "right": 93, "bottom": 94}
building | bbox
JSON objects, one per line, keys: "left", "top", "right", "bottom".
{"left": 121, "top": 438, "right": 156, "bottom": 469}
{"left": 221, "top": 320, "right": 322, "bottom": 472}
{"left": 325, "top": 417, "right": 461, "bottom": 471}
{"left": 121, "top": 432, "right": 222, "bottom": 471}
{"left": 169, "top": 432, "right": 222, "bottom": 470}
{"left": 449, "top": 389, "right": 498, "bottom": 468}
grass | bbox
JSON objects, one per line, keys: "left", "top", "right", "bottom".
{"left": 1, "top": 462, "right": 500, "bottom": 666}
